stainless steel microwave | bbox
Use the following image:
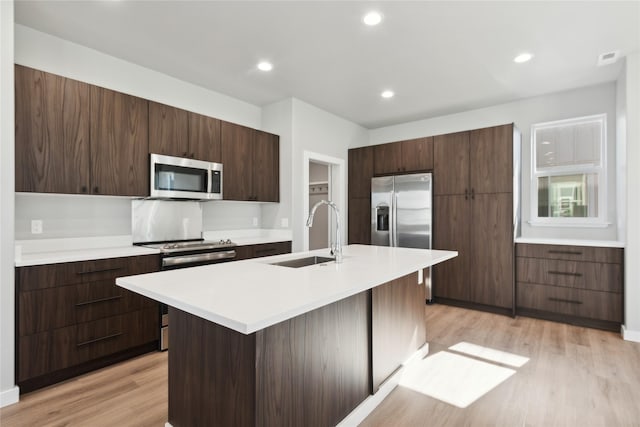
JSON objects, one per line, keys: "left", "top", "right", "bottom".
{"left": 150, "top": 153, "right": 223, "bottom": 200}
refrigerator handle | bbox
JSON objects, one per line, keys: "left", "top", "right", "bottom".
{"left": 392, "top": 192, "right": 398, "bottom": 247}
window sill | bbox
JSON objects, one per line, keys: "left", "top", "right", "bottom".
{"left": 527, "top": 220, "right": 611, "bottom": 228}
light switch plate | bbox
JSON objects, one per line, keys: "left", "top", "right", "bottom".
{"left": 252, "top": 217, "right": 259, "bottom": 226}
{"left": 281, "top": 218, "right": 289, "bottom": 228}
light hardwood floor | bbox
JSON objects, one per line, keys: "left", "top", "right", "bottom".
{"left": 2, "top": 304, "right": 639, "bottom": 426}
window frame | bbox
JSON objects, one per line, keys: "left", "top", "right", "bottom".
{"left": 529, "top": 113, "right": 608, "bottom": 227}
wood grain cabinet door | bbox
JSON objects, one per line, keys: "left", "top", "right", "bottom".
{"left": 148, "top": 101, "right": 189, "bottom": 158}
{"left": 433, "top": 194, "right": 470, "bottom": 302}
{"left": 470, "top": 124, "right": 513, "bottom": 194}
{"left": 401, "top": 137, "right": 434, "bottom": 172}
{"left": 188, "top": 112, "right": 221, "bottom": 162}
{"left": 348, "top": 197, "right": 371, "bottom": 244}
{"left": 253, "top": 130, "right": 279, "bottom": 202}
{"left": 90, "top": 87, "right": 149, "bottom": 196}
{"left": 373, "top": 142, "right": 403, "bottom": 175}
{"left": 433, "top": 131, "right": 470, "bottom": 196}
{"left": 220, "top": 121, "right": 253, "bottom": 201}
{"left": 372, "top": 272, "right": 426, "bottom": 391}
{"left": 348, "top": 146, "right": 374, "bottom": 199}
{"left": 469, "top": 193, "right": 513, "bottom": 309}
{"left": 15, "top": 65, "right": 90, "bottom": 194}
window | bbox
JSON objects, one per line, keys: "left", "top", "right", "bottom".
{"left": 531, "top": 114, "right": 607, "bottom": 226}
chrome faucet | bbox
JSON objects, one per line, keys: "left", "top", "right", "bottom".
{"left": 306, "top": 200, "right": 343, "bottom": 263}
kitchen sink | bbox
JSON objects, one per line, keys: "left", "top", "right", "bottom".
{"left": 269, "top": 256, "right": 335, "bottom": 268}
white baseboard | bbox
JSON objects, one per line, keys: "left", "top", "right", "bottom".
{"left": 0, "top": 386, "right": 20, "bottom": 408}
{"left": 622, "top": 325, "right": 640, "bottom": 342}
{"left": 337, "top": 342, "right": 430, "bottom": 427}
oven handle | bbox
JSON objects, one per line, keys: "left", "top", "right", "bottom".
{"left": 162, "top": 250, "right": 236, "bottom": 267}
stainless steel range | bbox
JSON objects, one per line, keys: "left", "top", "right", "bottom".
{"left": 132, "top": 200, "right": 236, "bottom": 350}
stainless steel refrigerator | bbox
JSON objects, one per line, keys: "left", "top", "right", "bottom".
{"left": 371, "top": 173, "right": 433, "bottom": 301}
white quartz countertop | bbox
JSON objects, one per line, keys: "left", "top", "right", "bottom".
{"left": 116, "top": 245, "right": 457, "bottom": 335}
{"left": 15, "top": 230, "right": 292, "bottom": 266}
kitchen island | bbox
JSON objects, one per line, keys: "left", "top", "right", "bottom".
{"left": 117, "top": 244, "right": 457, "bottom": 427}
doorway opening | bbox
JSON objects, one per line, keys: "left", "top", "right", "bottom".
{"left": 308, "top": 161, "right": 331, "bottom": 250}
{"left": 302, "top": 152, "right": 345, "bottom": 252}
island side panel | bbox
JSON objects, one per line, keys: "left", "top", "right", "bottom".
{"left": 372, "top": 272, "right": 426, "bottom": 391}
{"left": 168, "top": 307, "right": 256, "bottom": 427}
{"left": 255, "top": 291, "right": 371, "bottom": 427}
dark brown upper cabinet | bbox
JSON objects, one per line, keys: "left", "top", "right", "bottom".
{"left": 148, "top": 101, "right": 189, "bottom": 158}
{"left": 470, "top": 124, "right": 513, "bottom": 194}
{"left": 188, "top": 112, "right": 221, "bottom": 162}
{"left": 221, "top": 121, "right": 279, "bottom": 202}
{"left": 373, "top": 137, "right": 433, "bottom": 176}
{"left": 433, "top": 131, "right": 470, "bottom": 196}
{"left": 253, "top": 130, "right": 279, "bottom": 202}
{"left": 90, "top": 86, "right": 149, "bottom": 196}
{"left": 348, "top": 146, "right": 374, "bottom": 199}
{"left": 15, "top": 65, "right": 91, "bottom": 194}
{"left": 149, "top": 102, "right": 222, "bottom": 163}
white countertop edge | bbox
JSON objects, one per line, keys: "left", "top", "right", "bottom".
{"left": 116, "top": 247, "right": 458, "bottom": 335}
{"left": 515, "top": 237, "right": 625, "bottom": 248}
{"left": 15, "top": 246, "right": 160, "bottom": 267}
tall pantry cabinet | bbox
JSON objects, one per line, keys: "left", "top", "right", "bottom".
{"left": 432, "top": 124, "right": 518, "bottom": 313}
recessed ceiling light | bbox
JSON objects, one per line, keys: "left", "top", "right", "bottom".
{"left": 257, "top": 61, "right": 273, "bottom": 72}
{"left": 381, "top": 90, "right": 394, "bottom": 99}
{"left": 514, "top": 53, "right": 533, "bottom": 63}
{"left": 363, "top": 11, "right": 383, "bottom": 26}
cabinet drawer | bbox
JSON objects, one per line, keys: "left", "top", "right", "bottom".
{"left": 516, "top": 244, "right": 623, "bottom": 264}
{"left": 516, "top": 258, "right": 622, "bottom": 293}
{"left": 18, "top": 307, "right": 158, "bottom": 382}
{"left": 19, "top": 280, "right": 157, "bottom": 336}
{"left": 17, "top": 255, "right": 160, "bottom": 291}
{"left": 250, "top": 241, "right": 292, "bottom": 259}
{"left": 517, "top": 282, "right": 622, "bottom": 322}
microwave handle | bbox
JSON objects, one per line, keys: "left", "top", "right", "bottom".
{"left": 207, "top": 168, "right": 213, "bottom": 194}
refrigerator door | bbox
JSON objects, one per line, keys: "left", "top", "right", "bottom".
{"left": 394, "top": 173, "right": 432, "bottom": 249}
{"left": 371, "top": 176, "right": 394, "bottom": 246}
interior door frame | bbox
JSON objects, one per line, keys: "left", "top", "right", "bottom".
{"left": 302, "top": 151, "right": 345, "bottom": 252}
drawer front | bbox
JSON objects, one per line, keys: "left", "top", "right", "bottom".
{"left": 18, "top": 307, "right": 158, "bottom": 382}
{"left": 17, "top": 254, "right": 160, "bottom": 291}
{"left": 516, "top": 258, "right": 622, "bottom": 293}
{"left": 19, "top": 280, "right": 157, "bottom": 336}
{"left": 516, "top": 243, "right": 623, "bottom": 264}
{"left": 250, "top": 241, "right": 292, "bottom": 259}
{"left": 517, "top": 282, "right": 622, "bottom": 322}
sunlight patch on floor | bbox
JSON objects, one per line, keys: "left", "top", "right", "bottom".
{"left": 399, "top": 351, "right": 516, "bottom": 408}
{"left": 449, "top": 341, "right": 530, "bottom": 368}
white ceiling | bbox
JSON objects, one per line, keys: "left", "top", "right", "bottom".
{"left": 14, "top": 1, "right": 640, "bottom": 129}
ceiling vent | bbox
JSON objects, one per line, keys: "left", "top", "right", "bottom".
{"left": 597, "top": 50, "right": 620, "bottom": 66}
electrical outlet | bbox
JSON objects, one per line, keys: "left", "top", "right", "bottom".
{"left": 31, "top": 219, "right": 43, "bottom": 234}
{"left": 252, "top": 217, "right": 258, "bottom": 227}
{"left": 281, "top": 218, "right": 289, "bottom": 228}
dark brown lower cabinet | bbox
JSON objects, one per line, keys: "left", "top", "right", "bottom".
{"left": 233, "top": 241, "right": 292, "bottom": 261}
{"left": 169, "top": 292, "right": 370, "bottom": 427}
{"left": 16, "top": 255, "right": 160, "bottom": 392}
{"left": 372, "top": 272, "right": 426, "bottom": 391}
{"left": 168, "top": 271, "right": 427, "bottom": 427}
{"left": 516, "top": 243, "right": 624, "bottom": 331}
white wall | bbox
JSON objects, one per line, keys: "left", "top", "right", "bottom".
{"left": 621, "top": 53, "right": 640, "bottom": 341}
{"left": 0, "top": 0, "right": 18, "bottom": 407}
{"left": 261, "top": 98, "right": 294, "bottom": 231}
{"left": 290, "top": 99, "right": 368, "bottom": 252}
{"left": 366, "top": 83, "right": 619, "bottom": 242}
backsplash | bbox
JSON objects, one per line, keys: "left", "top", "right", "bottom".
{"left": 15, "top": 193, "right": 131, "bottom": 240}
{"left": 15, "top": 194, "right": 262, "bottom": 240}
